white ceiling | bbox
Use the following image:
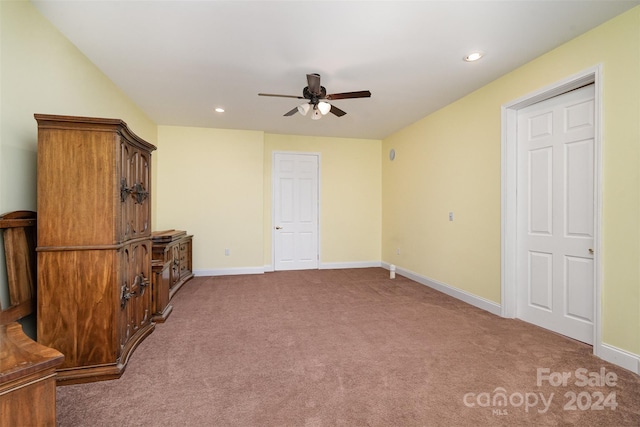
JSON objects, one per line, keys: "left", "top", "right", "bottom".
{"left": 32, "top": 0, "right": 639, "bottom": 140}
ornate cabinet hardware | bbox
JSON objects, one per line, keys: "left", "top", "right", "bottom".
{"left": 120, "top": 179, "right": 149, "bottom": 204}
{"left": 120, "top": 178, "right": 132, "bottom": 202}
{"left": 120, "top": 284, "right": 134, "bottom": 309}
{"left": 132, "top": 183, "right": 149, "bottom": 204}
{"left": 138, "top": 274, "right": 150, "bottom": 295}
{"left": 139, "top": 274, "right": 149, "bottom": 288}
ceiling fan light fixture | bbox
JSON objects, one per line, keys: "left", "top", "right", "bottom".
{"left": 311, "top": 109, "right": 322, "bottom": 120}
{"left": 297, "top": 103, "right": 311, "bottom": 116}
{"left": 318, "top": 101, "right": 331, "bottom": 115}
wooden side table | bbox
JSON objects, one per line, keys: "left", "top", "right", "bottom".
{"left": 151, "top": 230, "right": 194, "bottom": 322}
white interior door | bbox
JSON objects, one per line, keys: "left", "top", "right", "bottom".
{"left": 273, "top": 153, "right": 319, "bottom": 271}
{"left": 516, "top": 84, "right": 595, "bottom": 344}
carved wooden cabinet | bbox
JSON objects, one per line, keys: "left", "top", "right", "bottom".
{"left": 35, "top": 114, "right": 156, "bottom": 384}
{"left": 151, "top": 230, "right": 193, "bottom": 322}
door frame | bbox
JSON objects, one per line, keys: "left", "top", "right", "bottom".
{"left": 501, "top": 65, "right": 603, "bottom": 354}
{"left": 271, "top": 151, "right": 321, "bottom": 270}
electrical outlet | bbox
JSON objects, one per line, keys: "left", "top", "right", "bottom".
{"left": 396, "top": 248, "right": 400, "bottom": 255}
{"left": 225, "top": 248, "right": 230, "bottom": 256}
{"left": 449, "top": 212, "right": 454, "bottom": 221}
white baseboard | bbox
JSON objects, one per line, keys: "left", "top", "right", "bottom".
{"left": 596, "top": 343, "right": 640, "bottom": 375}
{"left": 319, "top": 261, "right": 382, "bottom": 270}
{"left": 381, "top": 262, "right": 502, "bottom": 316}
{"left": 193, "top": 267, "right": 265, "bottom": 277}
{"left": 197, "top": 262, "right": 381, "bottom": 276}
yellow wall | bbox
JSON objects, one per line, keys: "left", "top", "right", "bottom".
{"left": 155, "top": 129, "right": 381, "bottom": 272}
{"left": 382, "top": 7, "right": 640, "bottom": 354}
{"left": 263, "top": 134, "right": 381, "bottom": 267}
{"left": 382, "top": 99, "right": 502, "bottom": 301}
{"left": 0, "top": 0, "right": 155, "bottom": 321}
{"left": 0, "top": 0, "right": 157, "bottom": 210}
{"left": 156, "top": 126, "right": 265, "bottom": 271}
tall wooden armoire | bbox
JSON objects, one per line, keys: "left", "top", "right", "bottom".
{"left": 35, "top": 114, "right": 156, "bottom": 384}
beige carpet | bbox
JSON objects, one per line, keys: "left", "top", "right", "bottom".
{"left": 56, "top": 268, "right": 640, "bottom": 426}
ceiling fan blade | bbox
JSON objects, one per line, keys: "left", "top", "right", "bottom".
{"left": 284, "top": 107, "right": 298, "bottom": 117}
{"left": 258, "top": 93, "right": 305, "bottom": 99}
{"left": 326, "top": 90, "right": 371, "bottom": 100}
{"left": 330, "top": 105, "right": 347, "bottom": 117}
{"left": 306, "top": 73, "right": 321, "bottom": 95}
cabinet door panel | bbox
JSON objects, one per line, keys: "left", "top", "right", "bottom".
{"left": 119, "top": 141, "right": 135, "bottom": 243}
{"left": 119, "top": 244, "right": 132, "bottom": 353}
{"left": 170, "top": 244, "right": 180, "bottom": 287}
{"left": 180, "top": 237, "right": 193, "bottom": 278}
{"left": 130, "top": 240, "right": 151, "bottom": 332}
{"left": 134, "top": 150, "right": 151, "bottom": 238}
{"left": 38, "top": 250, "right": 118, "bottom": 368}
{"left": 38, "top": 130, "right": 117, "bottom": 246}
{"left": 119, "top": 144, "right": 151, "bottom": 242}
{"left": 119, "top": 240, "right": 152, "bottom": 353}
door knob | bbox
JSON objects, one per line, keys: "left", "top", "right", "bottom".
{"left": 275, "top": 226, "right": 283, "bottom": 230}
{"left": 589, "top": 248, "right": 594, "bottom": 254}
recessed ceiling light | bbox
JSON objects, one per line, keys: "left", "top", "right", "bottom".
{"left": 464, "top": 52, "right": 484, "bottom": 62}
{"left": 215, "top": 107, "right": 225, "bottom": 113}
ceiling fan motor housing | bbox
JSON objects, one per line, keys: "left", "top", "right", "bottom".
{"left": 303, "top": 86, "right": 327, "bottom": 105}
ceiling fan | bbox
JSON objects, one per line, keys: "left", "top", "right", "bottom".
{"left": 258, "top": 73, "right": 371, "bottom": 119}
